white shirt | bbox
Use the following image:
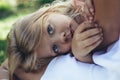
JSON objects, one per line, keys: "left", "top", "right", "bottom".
{"left": 41, "top": 37, "right": 120, "bottom": 80}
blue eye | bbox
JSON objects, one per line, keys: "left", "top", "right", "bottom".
{"left": 53, "top": 44, "right": 59, "bottom": 54}
{"left": 47, "top": 25, "right": 54, "bottom": 35}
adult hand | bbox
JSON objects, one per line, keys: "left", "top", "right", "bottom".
{"left": 71, "top": 21, "right": 103, "bottom": 62}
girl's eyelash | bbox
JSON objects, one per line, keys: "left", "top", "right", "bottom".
{"left": 53, "top": 44, "right": 59, "bottom": 54}
{"left": 47, "top": 25, "right": 59, "bottom": 54}
{"left": 47, "top": 24, "right": 54, "bottom": 35}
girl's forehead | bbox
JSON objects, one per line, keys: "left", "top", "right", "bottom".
{"left": 41, "top": 13, "right": 56, "bottom": 26}
{"left": 41, "top": 12, "right": 57, "bottom": 24}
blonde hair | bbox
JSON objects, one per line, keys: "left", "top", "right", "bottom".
{"left": 8, "top": 0, "right": 84, "bottom": 79}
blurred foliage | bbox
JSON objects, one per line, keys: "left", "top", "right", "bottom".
{"left": 16, "top": 0, "right": 55, "bottom": 10}
{"left": 0, "top": 1, "right": 15, "bottom": 19}
{"left": 0, "top": 39, "right": 7, "bottom": 65}
{"left": 38, "top": 0, "right": 55, "bottom": 5}
{"left": 16, "top": 0, "right": 37, "bottom": 9}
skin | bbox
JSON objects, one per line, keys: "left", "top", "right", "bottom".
{"left": 13, "top": 13, "right": 97, "bottom": 80}
{"left": 36, "top": 13, "right": 101, "bottom": 61}
{"left": 36, "top": 13, "right": 78, "bottom": 58}
{"left": 0, "top": 0, "right": 96, "bottom": 79}
{"left": 71, "top": 0, "right": 120, "bottom": 62}
{"left": 3, "top": 0, "right": 120, "bottom": 79}
{"left": 13, "top": 11, "right": 97, "bottom": 80}
{"left": 14, "top": 13, "right": 100, "bottom": 80}
{"left": 32, "top": 0, "right": 120, "bottom": 62}
{"left": 93, "top": 0, "right": 120, "bottom": 51}
{"left": 35, "top": 0, "right": 120, "bottom": 66}
{"left": 72, "top": 21, "right": 103, "bottom": 62}
{"left": 36, "top": 0, "right": 95, "bottom": 59}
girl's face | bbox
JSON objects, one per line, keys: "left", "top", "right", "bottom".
{"left": 37, "top": 13, "right": 78, "bottom": 58}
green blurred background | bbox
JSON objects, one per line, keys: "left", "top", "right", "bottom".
{"left": 0, "top": 0, "right": 55, "bottom": 65}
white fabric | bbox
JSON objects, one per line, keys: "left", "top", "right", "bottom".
{"left": 41, "top": 37, "right": 120, "bottom": 80}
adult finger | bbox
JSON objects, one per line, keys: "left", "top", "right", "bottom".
{"left": 80, "top": 33, "right": 102, "bottom": 48}
{"left": 75, "top": 21, "right": 98, "bottom": 33}
{"left": 78, "top": 27, "right": 102, "bottom": 41}
{"left": 85, "top": 37, "right": 103, "bottom": 53}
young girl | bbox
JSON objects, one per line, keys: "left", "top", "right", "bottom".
{"left": 0, "top": 0, "right": 102, "bottom": 80}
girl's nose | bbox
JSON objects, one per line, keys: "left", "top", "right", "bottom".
{"left": 59, "top": 32, "right": 66, "bottom": 43}
{"left": 59, "top": 31, "right": 70, "bottom": 43}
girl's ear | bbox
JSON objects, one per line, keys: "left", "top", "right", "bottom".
{"left": 72, "top": 0, "right": 85, "bottom": 8}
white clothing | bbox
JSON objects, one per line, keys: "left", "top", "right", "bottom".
{"left": 41, "top": 37, "right": 120, "bottom": 80}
